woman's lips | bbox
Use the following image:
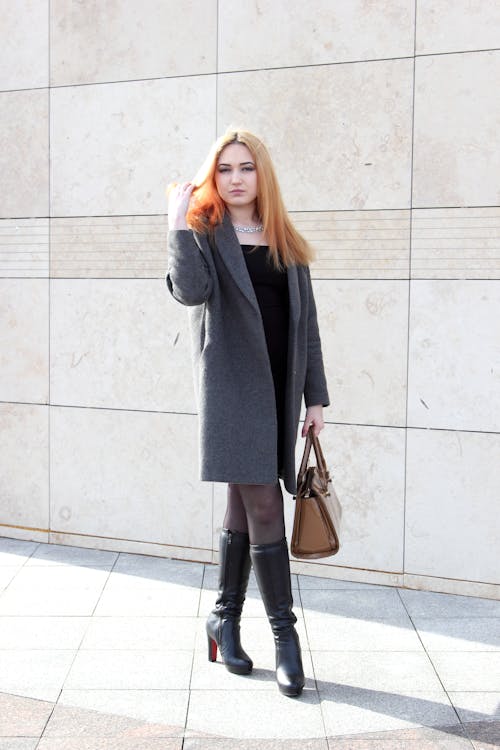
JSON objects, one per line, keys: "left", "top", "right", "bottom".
{"left": 230, "top": 190, "right": 244, "bottom": 194}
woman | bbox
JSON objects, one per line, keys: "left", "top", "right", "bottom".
{"left": 166, "top": 128, "right": 329, "bottom": 697}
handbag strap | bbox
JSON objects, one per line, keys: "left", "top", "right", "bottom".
{"left": 297, "top": 425, "right": 329, "bottom": 487}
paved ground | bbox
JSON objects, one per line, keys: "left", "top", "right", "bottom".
{"left": 0, "top": 535, "right": 498, "bottom": 749}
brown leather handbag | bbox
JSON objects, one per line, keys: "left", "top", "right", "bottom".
{"left": 291, "top": 425, "right": 342, "bottom": 559}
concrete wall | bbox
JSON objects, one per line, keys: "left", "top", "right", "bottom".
{"left": 1, "top": 1, "right": 499, "bottom": 599}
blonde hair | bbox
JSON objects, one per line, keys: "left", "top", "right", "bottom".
{"left": 169, "top": 127, "right": 315, "bottom": 268}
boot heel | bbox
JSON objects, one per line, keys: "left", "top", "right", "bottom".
{"left": 207, "top": 635, "right": 217, "bottom": 662}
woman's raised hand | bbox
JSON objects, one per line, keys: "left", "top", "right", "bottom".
{"left": 167, "top": 182, "right": 194, "bottom": 230}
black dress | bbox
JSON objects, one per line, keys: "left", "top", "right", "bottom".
{"left": 240, "top": 244, "right": 289, "bottom": 475}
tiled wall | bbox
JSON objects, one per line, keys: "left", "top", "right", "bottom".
{"left": 1, "top": 1, "right": 499, "bottom": 598}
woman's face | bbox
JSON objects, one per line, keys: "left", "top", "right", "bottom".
{"left": 215, "top": 142, "right": 258, "bottom": 210}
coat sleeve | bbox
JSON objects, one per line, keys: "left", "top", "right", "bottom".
{"left": 165, "top": 229, "right": 213, "bottom": 306}
{"left": 303, "top": 266, "right": 330, "bottom": 408}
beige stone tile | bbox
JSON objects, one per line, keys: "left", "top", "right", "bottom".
{"left": 301, "top": 588, "right": 407, "bottom": 622}
{"left": 186, "top": 689, "right": 324, "bottom": 739}
{"left": 405, "top": 429, "right": 500, "bottom": 584}
{"left": 50, "top": 76, "right": 215, "bottom": 216}
{"left": 0, "top": 89, "right": 48, "bottom": 218}
{"left": 81, "top": 616, "right": 197, "bottom": 650}
{"left": 427, "top": 652, "right": 500, "bottom": 692}
{"left": 0, "top": 403, "right": 48, "bottom": 530}
{"left": 218, "top": 59, "right": 413, "bottom": 211}
{"left": 292, "top": 561, "right": 402, "bottom": 589}
{"left": 470, "top": 724, "right": 500, "bottom": 750}
{"left": 25, "top": 542, "right": 117, "bottom": 568}
{"left": 0, "top": 616, "right": 89, "bottom": 650}
{"left": 50, "top": 407, "right": 212, "bottom": 551}
{"left": 0, "top": 1, "right": 48, "bottom": 90}
{"left": 0, "top": 566, "right": 19, "bottom": 591}
{"left": 50, "top": 278, "right": 193, "bottom": 413}
{"left": 64, "top": 649, "right": 192, "bottom": 690}
{"left": 315, "top": 652, "right": 444, "bottom": 693}
{"left": 416, "top": 1, "right": 500, "bottom": 55}
{"left": 320, "top": 684, "right": 458, "bottom": 739}
{"left": 399, "top": 589, "right": 500, "bottom": 619}
{"left": 295, "top": 424, "right": 405, "bottom": 574}
{"left": 413, "top": 618, "right": 500, "bottom": 652}
{"left": 411, "top": 207, "right": 500, "bottom": 280}
{"left": 50, "top": 0, "right": 216, "bottom": 85}
{"left": 408, "top": 280, "right": 500, "bottom": 431}
{"left": 449, "top": 690, "right": 500, "bottom": 723}
{"left": 112, "top": 551, "right": 204, "bottom": 585}
{"left": 402, "top": 574, "right": 500, "bottom": 601}
{"left": 0, "top": 537, "right": 39, "bottom": 565}
{"left": 37, "top": 739, "right": 182, "bottom": 749}
{"left": 94, "top": 586, "right": 200, "bottom": 618}
{"left": 219, "top": 0, "right": 414, "bottom": 70}
{"left": 46, "top": 532, "right": 213, "bottom": 564}
{"left": 0, "top": 690, "right": 53, "bottom": 737}
{"left": 50, "top": 216, "right": 167, "bottom": 279}
{"left": 45, "top": 689, "right": 189, "bottom": 737}
{"left": 0, "top": 219, "right": 49, "bottom": 278}
{"left": 326, "top": 727, "right": 472, "bottom": 747}
{"left": 314, "top": 280, "right": 408, "bottom": 426}
{"left": 293, "top": 210, "right": 411, "bottom": 280}
{"left": 0, "top": 586, "right": 102, "bottom": 617}
{"left": 0, "top": 280, "right": 48, "bottom": 401}
{"left": 0, "top": 649, "right": 76, "bottom": 702}
{"left": 305, "top": 613, "right": 420, "bottom": 652}
{"left": 413, "top": 51, "right": 500, "bottom": 208}
{"left": 185, "top": 741, "right": 328, "bottom": 750}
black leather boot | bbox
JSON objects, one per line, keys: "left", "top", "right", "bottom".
{"left": 250, "top": 537, "right": 305, "bottom": 697}
{"left": 206, "top": 528, "right": 253, "bottom": 675}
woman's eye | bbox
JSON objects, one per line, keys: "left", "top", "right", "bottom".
{"left": 243, "top": 166, "right": 254, "bottom": 172}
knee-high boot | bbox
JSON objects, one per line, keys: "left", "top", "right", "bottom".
{"left": 249, "top": 537, "right": 305, "bottom": 697}
{"left": 206, "top": 528, "right": 253, "bottom": 675}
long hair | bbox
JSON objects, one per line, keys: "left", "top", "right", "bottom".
{"left": 169, "top": 128, "right": 315, "bottom": 268}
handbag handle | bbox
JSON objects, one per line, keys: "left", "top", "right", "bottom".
{"left": 297, "top": 425, "right": 329, "bottom": 488}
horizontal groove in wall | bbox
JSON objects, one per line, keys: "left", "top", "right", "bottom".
{"left": 412, "top": 207, "right": 500, "bottom": 278}
{"left": 296, "top": 209, "right": 411, "bottom": 279}
{"left": 50, "top": 215, "right": 168, "bottom": 278}
{"left": 0, "top": 219, "right": 49, "bottom": 277}
{"left": 1, "top": 207, "right": 498, "bottom": 280}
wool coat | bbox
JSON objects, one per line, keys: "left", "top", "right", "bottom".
{"left": 165, "top": 209, "right": 330, "bottom": 495}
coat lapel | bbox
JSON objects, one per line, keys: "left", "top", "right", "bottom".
{"left": 214, "top": 210, "right": 301, "bottom": 326}
{"left": 214, "top": 212, "right": 261, "bottom": 314}
{"left": 287, "top": 263, "right": 301, "bottom": 328}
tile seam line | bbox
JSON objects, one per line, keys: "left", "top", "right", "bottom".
{"left": 47, "top": 0, "right": 52, "bottom": 544}
{"left": 2, "top": 205, "right": 500, "bottom": 220}
{"left": 3, "top": 45, "right": 500, "bottom": 94}
{"left": 1, "top": 403, "right": 499, "bottom": 436}
{"left": 396, "top": 584, "right": 472, "bottom": 736}
{"left": 401, "top": 0, "right": 417, "bottom": 587}
{"left": 4, "top": 276, "right": 500, "bottom": 281}
{"left": 44, "top": 549, "right": 122, "bottom": 720}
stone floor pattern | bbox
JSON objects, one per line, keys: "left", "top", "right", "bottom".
{"left": 0, "top": 536, "right": 498, "bottom": 749}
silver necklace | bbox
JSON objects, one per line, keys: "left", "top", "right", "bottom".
{"left": 232, "top": 222, "right": 263, "bottom": 233}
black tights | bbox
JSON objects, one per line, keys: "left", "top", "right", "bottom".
{"left": 223, "top": 481, "right": 286, "bottom": 545}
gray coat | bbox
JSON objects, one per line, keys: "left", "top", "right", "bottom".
{"left": 165, "top": 210, "right": 330, "bottom": 495}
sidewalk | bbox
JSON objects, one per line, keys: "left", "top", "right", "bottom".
{"left": 0, "top": 536, "right": 498, "bottom": 749}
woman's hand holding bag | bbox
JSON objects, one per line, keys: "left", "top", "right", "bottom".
{"left": 291, "top": 425, "right": 342, "bottom": 559}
